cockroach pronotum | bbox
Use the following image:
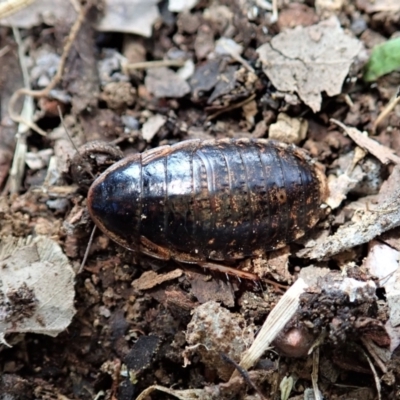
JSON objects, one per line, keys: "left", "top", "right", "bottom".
{"left": 84, "top": 138, "right": 327, "bottom": 280}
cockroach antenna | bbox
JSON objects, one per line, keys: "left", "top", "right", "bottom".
{"left": 57, "top": 106, "right": 95, "bottom": 180}
{"left": 58, "top": 105, "right": 96, "bottom": 273}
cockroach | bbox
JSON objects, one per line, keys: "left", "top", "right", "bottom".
{"left": 85, "top": 138, "right": 327, "bottom": 280}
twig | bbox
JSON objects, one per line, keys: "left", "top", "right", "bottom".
{"left": 68, "top": 0, "right": 80, "bottom": 13}
{"left": 232, "top": 278, "right": 308, "bottom": 377}
{"left": 271, "top": 0, "right": 278, "bottom": 23}
{"left": 311, "top": 347, "right": 323, "bottom": 400}
{"left": 8, "top": 1, "right": 87, "bottom": 136}
{"left": 361, "top": 337, "right": 388, "bottom": 374}
{"left": 123, "top": 59, "right": 186, "bottom": 74}
{"left": 0, "top": 0, "right": 35, "bottom": 19}
{"left": 372, "top": 93, "right": 400, "bottom": 134}
{"left": 79, "top": 225, "right": 97, "bottom": 273}
{"left": 331, "top": 118, "right": 400, "bottom": 165}
{"left": 207, "top": 93, "right": 256, "bottom": 121}
{"left": 217, "top": 40, "right": 255, "bottom": 73}
{"left": 0, "top": 45, "right": 10, "bottom": 58}
{"left": 58, "top": 105, "right": 80, "bottom": 154}
{"left": 93, "top": 391, "right": 105, "bottom": 400}
{"left": 8, "top": 26, "right": 33, "bottom": 194}
{"left": 361, "top": 346, "right": 382, "bottom": 400}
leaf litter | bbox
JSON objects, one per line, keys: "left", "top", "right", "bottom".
{"left": 0, "top": 236, "right": 75, "bottom": 339}
{"left": 257, "top": 16, "right": 363, "bottom": 112}
{"left": 1, "top": 0, "right": 400, "bottom": 399}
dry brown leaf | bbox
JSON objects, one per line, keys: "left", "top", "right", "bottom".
{"left": 257, "top": 17, "right": 362, "bottom": 112}
{"left": 0, "top": 236, "right": 76, "bottom": 338}
{"left": 136, "top": 371, "right": 269, "bottom": 400}
{"left": 132, "top": 269, "right": 183, "bottom": 291}
{"left": 332, "top": 119, "right": 400, "bottom": 165}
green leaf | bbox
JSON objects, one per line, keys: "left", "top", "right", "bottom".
{"left": 363, "top": 37, "right": 400, "bottom": 82}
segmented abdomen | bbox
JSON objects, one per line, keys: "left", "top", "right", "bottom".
{"left": 88, "top": 138, "right": 325, "bottom": 261}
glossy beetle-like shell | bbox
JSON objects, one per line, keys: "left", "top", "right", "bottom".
{"left": 87, "top": 138, "right": 327, "bottom": 261}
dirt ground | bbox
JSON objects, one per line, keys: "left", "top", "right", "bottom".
{"left": 1, "top": 0, "right": 400, "bottom": 399}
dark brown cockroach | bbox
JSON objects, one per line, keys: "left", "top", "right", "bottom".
{"left": 87, "top": 138, "right": 327, "bottom": 279}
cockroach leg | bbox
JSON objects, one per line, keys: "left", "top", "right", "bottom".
{"left": 140, "top": 235, "right": 259, "bottom": 280}
{"left": 197, "top": 261, "right": 259, "bottom": 281}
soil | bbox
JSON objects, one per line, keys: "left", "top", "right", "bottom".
{"left": 1, "top": 1, "right": 400, "bottom": 399}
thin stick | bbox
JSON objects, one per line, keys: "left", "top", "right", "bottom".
{"left": 123, "top": 59, "right": 186, "bottom": 74}
{"left": 372, "top": 92, "right": 400, "bottom": 133}
{"left": 217, "top": 41, "right": 255, "bottom": 73}
{"left": 361, "top": 337, "right": 388, "bottom": 374}
{"left": 271, "top": 0, "right": 278, "bottom": 23}
{"left": 232, "top": 278, "right": 308, "bottom": 377}
{"left": 57, "top": 105, "right": 80, "bottom": 155}
{"left": 361, "top": 346, "right": 382, "bottom": 400}
{"left": 0, "top": 0, "right": 35, "bottom": 19}
{"left": 79, "top": 225, "right": 97, "bottom": 273}
{"left": 0, "top": 45, "right": 10, "bottom": 58}
{"left": 8, "top": 26, "right": 33, "bottom": 194}
{"left": 207, "top": 93, "right": 256, "bottom": 121}
{"left": 311, "top": 347, "right": 323, "bottom": 400}
{"left": 58, "top": 105, "right": 95, "bottom": 181}
{"left": 8, "top": 1, "right": 87, "bottom": 135}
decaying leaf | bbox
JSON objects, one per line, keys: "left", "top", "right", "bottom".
{"left": 135, "top": 370, "right": 270, "bottom": 400}
{"left": 0, "top": 0, "right": 160, "bottom": 37}
{"left": 96, "top": 0, "right": 159, "bottom": 37}
{"left": 0, "top": 0, "right": 77, "bottom": 27}
{"left": 326, "top": 173, "right": 358, "bottom": 209}
{"left": 363, "top": 241, "right": 400, "bottom": 327}
{"left": 257, "top": 17, "right": 362, "bottom": 112}
{"left": 0, "top": 236, "right": 76, "bottom": 338}
{"left": 132, "top": 269, "right": 183, "bottom": 291}
{"left": 326, "top": 148, "right": 382, "bottom": 209}
{"left": 298, "top": 165, "right": 400, "bottom": 260}
{"left": 299, "top": 119, "right": 400, "bottom": 258}
{"left": 124, "top": 335, "right": 161, "bottom": 373}
{"left": 145, "top": 67, "right": 191, "bottom": 98}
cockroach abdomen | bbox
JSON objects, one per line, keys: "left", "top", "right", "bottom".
{"left": 87, "top": 138, "right": 327, "bottom": 262}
